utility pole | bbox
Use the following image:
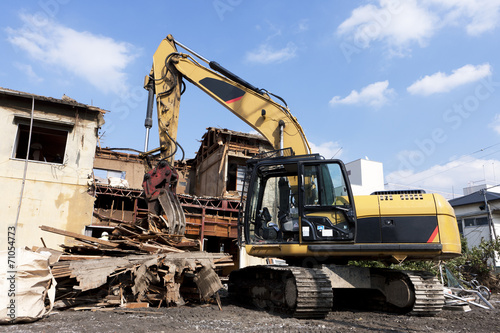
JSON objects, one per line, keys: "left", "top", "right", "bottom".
{"left": 482, "top": 189, "right": 497, "bottom": 240}
{"left": 482, "top": 189, "right": 497, "bottom": 268}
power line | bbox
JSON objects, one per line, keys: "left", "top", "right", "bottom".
{"left": 404, "top": 145, "right": 500, "bottom": 186}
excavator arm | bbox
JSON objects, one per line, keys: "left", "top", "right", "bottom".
{"left": 144, "top": 34, "right": 311, "bottom": 162}
{"left": 142, "top": 34, "right": 311, "bottom": 236}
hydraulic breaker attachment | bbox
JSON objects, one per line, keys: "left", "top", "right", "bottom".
{"left": 142, "top": 159, "right": 186, "bottom": 235}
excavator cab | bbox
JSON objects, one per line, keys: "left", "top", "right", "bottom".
{"left": 243, "top": 154, "right": 356, "bottom": 245}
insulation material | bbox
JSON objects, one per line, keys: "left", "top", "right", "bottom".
{"left": 0, "top": 248, "right": 56, "bottom": 324}
{"left": 108, "top": 177, "right": 129, "bottom": 188}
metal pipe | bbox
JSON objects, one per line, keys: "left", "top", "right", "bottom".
{"left": 144, "top": 129, "right": 151, "bottom": 152}
{"left": 14, "top": 96, "right": 35, "bottom": 238}
{"left": 173, "top": 38, "right": 210, "bottom": 64}
{"left": 279, "top": 120, "right": 285, "bottom": 154}
{"left": 144, "top": 79, "right": 155, "bottom": 152}
{"left": 174, "top": 36, "right": 262, "bottom": 94}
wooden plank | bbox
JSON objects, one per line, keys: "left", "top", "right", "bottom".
{"left": 40, "top": 225, "right": 119, "bottom": 248}
{"left": 124, "top": 302, "right": 149, "bottom": 309}
{"left": 60, "top": 254, "right": 112, "bottom": 261}
{"left": 213, "top": 262, "right": 235, "bottom": 267}
{"left": 115, "top": 225, "right": 142, "bottom": 236}
{"left": 139, "top": 243, "right": 184, "bottom": 253}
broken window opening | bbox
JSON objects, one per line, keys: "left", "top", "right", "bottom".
{"left": 226, "top": 162, "right": 246, "bottom": 194}
{"left": 94, "top": 168, "right": 127, "bottom": 183}
{"left": 13, "top": 123, "right": 68, "bottom": 164}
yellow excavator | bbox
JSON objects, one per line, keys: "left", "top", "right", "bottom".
{"left": 142, "top": 34, "right": 462, "bottom": 319}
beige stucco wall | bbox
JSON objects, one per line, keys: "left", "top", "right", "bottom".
{"left": 0, "top": 94, "right": 104, "bottom": 249}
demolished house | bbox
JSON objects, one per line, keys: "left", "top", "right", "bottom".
{"left": 31, "top": 127, "right": 270, "bottom": 314}
{"left": 90, "top": 127, "right": 272, "bottom": 272}
{"left": 0, "top": 87, "right": 105, "bottom": 249}
{"left": 1, "top": 89, "right": 272, "bottom": 320}
{"left": 193, "top": 127, "right": 272, "bottom": 198}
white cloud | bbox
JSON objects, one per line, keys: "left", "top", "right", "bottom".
{"left": 329, "top": 80, "right": 395, "bottom": 108}
{"left": 337, "top": 0, "right": 438, "bottom": 53}
{"left": 6, "top": 13, "right": 138, "bottom": 95}
{"left": 407, "top": 63, "right": 492, "bottom": 96}
{"left": 337, "top": 0, "right": 500, "bottom": 54}
{"left": 245, "top": 42, "right": 298, "bottom": 64}
{"left": 309, "top": 141, "right": 343, "bottom": 159}
{"left": 14, "top": 62, "right": 43, "bottom": 83}
{"left": 295, "top": 19, "right": 309, "bottom": 33}
{"left": 490, "top": 114, "right": 500, "bottom": 135}
{"left": 386, "top": 156, "right": 500, "bottom": 199}
{"left": 431, "top": 0, "right": 500, "bottom": 36}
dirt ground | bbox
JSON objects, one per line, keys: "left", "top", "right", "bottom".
{"left": 3, "top": 295, "right": 500, "bottom": 333}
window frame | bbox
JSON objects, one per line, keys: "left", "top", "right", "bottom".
{"left": 11, "top": 118, "right": 72, "bottom": 165}
{"left": 461, "top": 215, "right": 490, "bottom": 230}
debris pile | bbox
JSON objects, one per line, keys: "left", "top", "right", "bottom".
{"left": 38, "top": 218, "right": 233, "bottom": 311}
{"left": 41, "top": 214, "right": 201, "bottom": 256}
{"left": 47, "top": 251, "right": 226, "bottom": 310}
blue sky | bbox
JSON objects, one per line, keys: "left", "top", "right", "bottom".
{"left": 2, "top": 0, "right": 500, "bottom": 199}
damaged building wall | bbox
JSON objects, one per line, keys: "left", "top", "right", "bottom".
{"left": 174, "top": 160, "right": 195, "bottom": 195}
{"left": 196, "top": 145, "right": 227, "bottom": 197}
{"left": 194, "top": 127, "right": 272, "bottom": 198}
{"left": 0, "top": 88, "right": 105, "bottom": 249}
{"left": 93, "top": 148, "right": 194, "bottom": 194}
{"left": 93, "top": 148, "right": 148, "bottom": 189}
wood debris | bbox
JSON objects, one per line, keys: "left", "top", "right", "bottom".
{"left": 39, "top": 217, "right": 233, "bottom": 311}
{"left": 42, "top": 213, "right": 200, "bottom": 256}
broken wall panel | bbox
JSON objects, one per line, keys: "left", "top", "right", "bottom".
{"left": 193, "top": 127, "right": 272, "bottom": 198}
{"left": 195, "top": 145, "right": 227, "bottom": 197}
{"left": 94, "top": 148, "right": 148, "bottom": 189}
{"left": 50, "top": 251, "right": 229, "bottom": 309}
{"left": 91, "top": 185, "right": 148, "bottom": 226}
{"left": 180, "top": 195, "right": 240, "bottom": 239}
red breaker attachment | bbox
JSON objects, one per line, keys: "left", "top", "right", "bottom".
{"left": 142, "top": 160, "right": 186, "bottom": 235}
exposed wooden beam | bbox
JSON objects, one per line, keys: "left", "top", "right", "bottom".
{"left": 40, "top": 225, "right": 119, "bottom": 248}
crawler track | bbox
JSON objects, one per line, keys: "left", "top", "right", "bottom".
{"left": 228, "top": 265, "right": 333, "bottom": 319}
{"left": 406, "top": 271, "right": 444, "bottom": 316}
{"left": 229, "top": 265, "right": 444, "bottom": 318}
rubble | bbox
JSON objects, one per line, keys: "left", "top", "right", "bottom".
{"left": 36, "top": 214, "right": 232, "bottom": 315}
{"left": 42, "top": 213, "right": 201, "bottom": 256}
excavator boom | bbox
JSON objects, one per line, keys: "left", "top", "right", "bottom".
{"left": 144, "top": 34, "right": 311, "bottom": 161}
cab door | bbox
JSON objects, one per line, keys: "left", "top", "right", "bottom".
{"left": 298, "top": 160, "right": 356, "bottom": 242}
